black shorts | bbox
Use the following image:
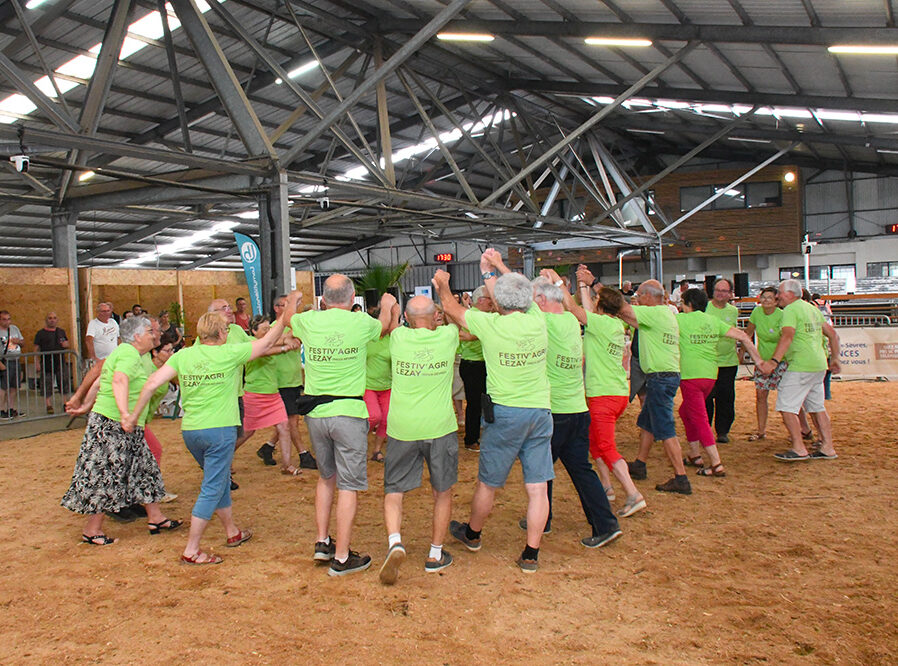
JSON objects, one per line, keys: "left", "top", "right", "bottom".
{"left": 0, "top": 358, "right": 21, "bottom": 388}
{"left": 278, "top": 386, "right": 304, "bottom": 416}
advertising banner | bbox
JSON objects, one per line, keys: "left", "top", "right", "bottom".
{"left": 234, "top": 232, "right": 263, "bottom": 316}
{"left": 837, "top": 327, "right": 898, "bottom": 378}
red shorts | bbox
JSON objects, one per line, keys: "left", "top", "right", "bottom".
{"left": 587, "top": 395, "right": 629, "bottom": 467}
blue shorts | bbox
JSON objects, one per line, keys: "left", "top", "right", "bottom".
{"left": 636, "top": 372, "right": 680, "bottom": 440}
{"left": 478, "top": 404, "right": 554, "bottom": 487}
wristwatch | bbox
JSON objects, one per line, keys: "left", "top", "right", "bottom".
{"left": 481, "top": 271, "right": 496, "bottom": 280}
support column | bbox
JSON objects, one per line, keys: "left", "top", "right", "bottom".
{"left": 51, "top": 208, "right": 82, "bottom": 357}
{"left": 258, "top": 171, "right": 292, "bottom": 313}
{"left": 522, "top": 247, "right": 535, "bottom": 279}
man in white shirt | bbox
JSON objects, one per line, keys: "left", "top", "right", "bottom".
{"left": 0, "top": 310, "right": 24, "bottom": 417}
{"left": 85, "top": 302, "right": 120, "bottom": 361}
{"left": 670, "top": 279, "right": 690, "bottom": 310}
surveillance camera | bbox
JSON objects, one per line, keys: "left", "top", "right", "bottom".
{"left": 10, "top": 155, "right": 29, "bottom": 173}
{"left": 318, "top": 197, "right": 330, "bottom": 211}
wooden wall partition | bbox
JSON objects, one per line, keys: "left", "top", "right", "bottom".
{"left": 0, "top": 267, "right": 77, "bottom": 353}
{"left": 79, "top": 268, "right": 315, "bottom": 342}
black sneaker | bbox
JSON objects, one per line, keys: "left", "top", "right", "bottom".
{"left": 655, "top": 476, "right": 692, "bottom": 495}
{"left": 314, "top": 537, "right": 336, "bottom": 562}
{"left": 328, "top": 550, "right": 372, "bottom": 576}
{"left": 0, "top": 410, "right": 9, "bottom": 419}
{"left": 299, "top": 450, "right": 318, "bottom": 470}
{"left": 425, "top": 549, "right": 453, "bottom": 573}
{"left": 716, "top": 434, "right": 729, "bottom": 444}
{"left": 516, "top": 555, "right": 539, "bottom": 573}
{"left": 628, "top": 459, "right": 647, "bottom": 480}
{"left": 464, "top": 442, "right": 480, "bottom": 452}
{"left": 256, "top": 443, "right": 277, "bottom": 466}
{"left": 581, "top": 528, "right": 622, "bottom": 549}
{"left": 449, "top": 520, "right": 482, "bottom": 551}
{"left": 517, "top": 517, "right": 551, "bottom": 534}
{"left": 378, "top": 542, "right": 406, "bottom": 585}
{"left": 230, "top": 477, "right": 239, "bottom": 491}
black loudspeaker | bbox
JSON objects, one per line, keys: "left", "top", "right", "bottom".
{"left": 704, "top": 275, "right": 718, "bottom": 298}
{"left": 733, "top": 272, "right": 749, "bottom": 298}
{"left": 364, "top": 288, "right": 379, "bottom": 309}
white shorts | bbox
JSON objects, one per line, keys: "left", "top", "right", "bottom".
{"left": 775, "top": 370, "right": 826, "bottom": 414}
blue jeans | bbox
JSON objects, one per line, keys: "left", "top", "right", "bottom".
{"left": 182, "top": 426, "right": 237, "bottom": 520}
{"left": 636, "top": 372, "right": 680, "bottom": 440}
{"left": 546, "top": 412, "right": 619, "bottom": 536}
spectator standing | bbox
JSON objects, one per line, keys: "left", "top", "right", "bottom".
{"left": 234, "top": 297, "right": 251, "bottom": 332}
{"left": 85, "top": 302, "right": 120, "bottom": 362}
{"left": 0, "top": 310, "right": 25, "bottom": 418}
{"left": 34, "top": 312, "right": 70, "bottom": 414}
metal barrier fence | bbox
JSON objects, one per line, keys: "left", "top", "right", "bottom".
{"left": 832, "top": 314, "right": 892, "bottom": 327}
{"left": 0, "top": 350, "right": 81, "bottom": 422}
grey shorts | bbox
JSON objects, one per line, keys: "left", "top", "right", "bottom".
{"left": 305, "top": 415, "right": 368, "bottom": 491}
{"left": 775, "top": 370, "right": 826, "bottom": 414}
{"left": 384, "top": 432, "right": 458, "bottom": 494}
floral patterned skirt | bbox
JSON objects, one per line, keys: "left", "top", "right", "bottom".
{"left": 60, "top": 412, "right": 165, "bottom": 514}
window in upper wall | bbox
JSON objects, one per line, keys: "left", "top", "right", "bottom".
{"left": 713, "top": 184, "right": 746, "bottom": 209}
{"left": 866, "top": 261, "right": 898, "bottom": 277}
{"left": 680, "top": 181, "right": 783, "bottom": 212}
{"left": 746, "top": 181, "right": 782, "bottom": 208}
{"left": 680, "top": 185, "right": 712, "bottom": 212}
{"left": 830, "top": 264, "right": 856, "bottom": 280}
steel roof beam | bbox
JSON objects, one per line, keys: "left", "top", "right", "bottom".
{"left": 481, "top": 42, "right": 698, "bottom": 206}
{"left": 279, "top": 0, "right": 474, "bottom": 167}
{"left": 383, "top": 20, "right": 898, "bottom": 45}
{"left": 0, "top": 53, "right": 79, "bottom": 133}
{"left": 506, "top": 80, "right": 898, "bottom": 114}
{"left": 171, "top": 0, "right": 276, "bottom": 161}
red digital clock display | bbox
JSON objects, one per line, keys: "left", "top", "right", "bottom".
{"left": 434, "top": 253, "right": 454, "bottom": 262}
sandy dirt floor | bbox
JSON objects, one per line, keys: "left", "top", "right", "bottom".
{"left": 1, "top": 380, "right": 897, "bottom": 664}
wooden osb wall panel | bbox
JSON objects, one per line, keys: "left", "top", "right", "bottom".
{"left": 0, "top": 268, "right": 74, "bottom": 347}
{"left": 178, "top": 270, "right": 246, "bottom": 286}
{"left": 295, "top": 271, "right": 315, "bottom": 303}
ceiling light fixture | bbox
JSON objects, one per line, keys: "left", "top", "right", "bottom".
{"left": 784, "top": 171, "right": 796, "bottom": 183}
{"left": 274, "top": 60, "right": 319, "bottom": 85}
{"left": 584, "top": 37, "right": 652, "bottom": 47}
{"left": 828, "top": 45, "right": 898, "bottom": 54}
{"left": 436, "top": 32, "right": 495, "bottom": 42}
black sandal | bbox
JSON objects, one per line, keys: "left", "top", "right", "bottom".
{"left": 82, "top": 533, "right": 116, "bottom": 546}
{"left": 148, "top": 518, "right": 182, "bottom": 535}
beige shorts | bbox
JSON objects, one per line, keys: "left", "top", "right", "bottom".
{"left": 775, "top": 370, "right": 826, "bottom": 414}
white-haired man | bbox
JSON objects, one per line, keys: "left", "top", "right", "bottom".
{"left": 769, "top": 279, "right": 840, "bottom": 461}
{"left": 85, "top": 302, "right": 120, "bottom": 363}
{"left": 436, "top": 249, "right": 553, "bottom": 573}
{"left": 378, "top": 294, "right": 460, "bottom": 584}
{"left": 601, "top": 280, "right": 692, "bottom": 496}
{"left": 291, "top": 274, "right": 397, "bottom": 576}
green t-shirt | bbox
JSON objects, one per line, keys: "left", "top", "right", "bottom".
{"left": 749, "top": 306, "right": 783, "bottom": 361}
{"left": 543, "top": 311, "right": 587, "bottom": 414}
{"left": 387, "top": 325, "right": 459, "bottom": 441}
{"left": 781, "top": 299, "right": 827, "bottom": 372}
{"left": 275, "top": 348, "right": 304, "bottom": 388}
{"left": 631, "top": 305, "right": 680, "bottom": 374}
{"left": 142, "top": 354, "right": 170, "bottom": 424}
{"left": 244, "top": 354, "right": 279, "bottom": 394}
{"left": 705, "top": 302, "right": 739, "bottom": 366}
{"left": 92, "top": 343, "right": 151, "bottom": 425}
{"left": 465, "top": 304, "right": 549, "bottom": 409}
{"left": 166, "top": 341, "right": 253, "bottom": 430}
{"left": 226, "top": 323, "right": 252, "bottom": 396}
{"left": 290, "top": 309, "right": 382, "bottom": 418}
{"left": 676, "top": 311, "right": 732, "bottom": 380}
{"left": 583, "top": 312, "right": 628, "bottom": 397}
{"left": 459, "top": 337, "right": 483, "bottom": 361}
{"left": 366, "top": 333, "right": 392, "bottom": 391}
